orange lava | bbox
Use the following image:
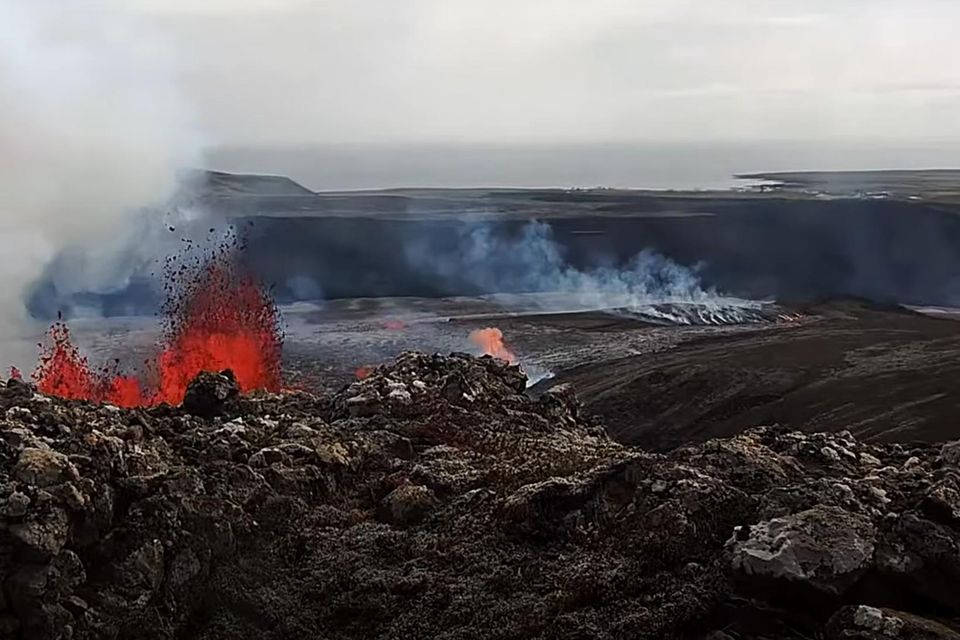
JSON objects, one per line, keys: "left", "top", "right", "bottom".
{"left": 31, "top": 322, "right": 100, "bottom": 401}
{"left": 152, "top": 262, "right": 283, "bottom": 405}
{"left": 355, "top": 365, "right": 374, "bottom": 380}
{"left": 469, "top": 327, "right": 518, "bottom": 364}
{"left": 30, "top": 250, "right": 283, "bottom": 407}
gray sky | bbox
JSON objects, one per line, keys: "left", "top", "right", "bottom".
{"left": 124, "top": 0, "right": 960, "bottom": 148}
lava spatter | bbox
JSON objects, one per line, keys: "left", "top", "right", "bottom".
{"left": 30, "top": 242, "right": 284, "bottom": 407}
{"left": 33, "top": 321, "right": 101, "bottom": 402}
{"left": 153, "top": 259, "right": 283, "bottom": 405}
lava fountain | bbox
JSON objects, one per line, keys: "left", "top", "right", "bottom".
{"left": 469, "top": 327, "right": 518, "bottom": 364}
{"left": 30, "top": 248, "right": 283, "bottom": 407}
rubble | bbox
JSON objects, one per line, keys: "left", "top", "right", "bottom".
{"left": 825, "top": 606, "right": 960, "bottom": 639}
{"left": 0, "top": 352, "right": 958, "bottom": 639}
{"left": 180, "top": 369, "right": 240, "bottom": 417}
{"left": 728, "top": 505, "right": 876, "bottom": 596}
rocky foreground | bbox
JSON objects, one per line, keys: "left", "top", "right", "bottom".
{"left": 1, "top": 353, "right": 960, "bottom": 639}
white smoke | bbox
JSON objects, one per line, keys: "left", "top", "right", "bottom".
{"left": 406, "top": 220, "right": 760, "bottom": 318}
{"left": 0, "top": 0, "right": 198, "bottom": 368}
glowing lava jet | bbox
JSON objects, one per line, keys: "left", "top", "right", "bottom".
{"left": 30, "top": 249, "right": 283, "bottom": 407}
{"left": 469, "top": 327, "right": 518, "bottom": 364}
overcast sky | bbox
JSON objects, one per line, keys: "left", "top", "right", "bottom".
{"left": 114, "top": 0, "right": 960, "bottom": 148}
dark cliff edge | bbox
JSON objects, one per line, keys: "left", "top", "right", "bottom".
{"left": 26, "top": 171, "right": 960, "bottom": 318}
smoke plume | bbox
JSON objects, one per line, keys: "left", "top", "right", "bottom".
{"left": 404, "top": 220, "right": 756, "bottom": 316}
{"left": 0, "top": 0, "right": 198, "bottom": 367}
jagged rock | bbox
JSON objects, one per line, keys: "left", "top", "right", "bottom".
{"left": 941, "top": 440, "right": 960, "bottom": 467}
{"left": 247, "top": 446, "right": 289, "bottom": 468}
{"left": 345, "top": 393, "right": 378, "bottom": 417}
{"left": 825, "top": 606, "right": 960, "bottom": 639}
{"left": 3, "top": 376, "right": 33, "bottom": 400}
{"left": 0, "top": 352, "right": 956, "bottom": 639}
{"left": 12, "top": 448, "right": 78, "bottom": 488}
{"left": 875, "top": 512, "right": 960, "bottom": 612}
{"left": 379, "top": 484, "right": 437, "bottom": 525}
{"left": 538, "top": 382, "right": 581, "bottom": 425}
{"left": 117, "top": 539, "right": 165, "bottom": 596}
{"left": 922, "top": 476, "right": 960, "bottom": 524}
{"left": 181, "top": 369, "right": 240, "bottom": 417}
{"left": 284, "top": 422, "right": 321, "bottom": 439}
{"left": 2, "top": 491, "right": 30, "bottom": 518}
{"left": 48, "top": 550, "right": 86, "bottom": 598}
{"left": 9, "top": 508, "right": 69, "bottom": 557}
{"left": 502, "top": 476, "right": 587, "bottom": 537}
{"left": 53, "top": 483, "right": 85, "bottom": 512}
{"left": 727, "top": 505, "right": 876, "bottom": 596}
{"left": 167, "top": 548, "right": 203, "bottom": 587}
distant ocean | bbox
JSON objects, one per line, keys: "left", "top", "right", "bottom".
{"left": 207, "top": 142, "right": 960, "bottom": 191}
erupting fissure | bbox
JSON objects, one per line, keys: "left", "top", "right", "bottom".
{"left": 470, "top": 327, "right": 518, "bottom": 364}
{"left": 29, "top": 247, "right": 283, "bottom": 407}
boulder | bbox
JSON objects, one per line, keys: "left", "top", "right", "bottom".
{"left": 941, "top": 441, "right": 960, "bottom": 467}
{"left": 379, "top": 484, "right": 437, "bottom": 526}
{"left": 12, "top": 449, "right": 79, "bottom": 488}
{"left": 9, "top": 508, "right": 69, "bottom": 557}
{"left": 824, "top": 606, "right": 960, "bottom": 639}
{"left": 727, "top": 505, "right": 876, "bottom": 596}
{"left": 181, "top": 370, "right": 240, "bottom": 417}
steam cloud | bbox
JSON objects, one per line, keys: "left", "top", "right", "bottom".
{"left": 0, "top": 1, "right": 198, "bottom": 368}
{"left": 405, "top": 220, "right": 757, "bottom": 319}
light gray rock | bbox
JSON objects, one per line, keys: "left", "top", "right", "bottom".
{"left": 728, "top": 505, "right": 876, "bottom": 595}
{"left": 941, "top": 440, "right": 960, "bottom": 467}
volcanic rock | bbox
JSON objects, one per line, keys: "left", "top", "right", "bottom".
{"left": 0, "top": 353, "right": 958, "bottom": 639}
{"left": 824, "top": 606, "right": 960, "bottom": 639}
{"left": 180, "top": 369, "right": 240, "bottom": 417}
{"left": 13, "top": 448, "right": 78, "bottom": 488}
{"left": 728, "top": 505, "right": 876, "bottom": 598}
{"left": 379, "top": 483, "right": 437, "bottom": 525}
{"left": 941, "top": 440, "right": 960, "bottom": 467}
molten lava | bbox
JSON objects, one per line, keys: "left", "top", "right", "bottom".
{"left": 469, "top": 327, "right": 518, "bottom": 364}
{"left": 153, "top": 262, "right": 283, "bottom": 405}
{"left": 355, "top": 365, "right": 374, "bottom": 380}
{"left": 30, "top": 250, "right": 283, "bottom": 407}
{"left": 32, "top": 322, "right": 100, "bottom": 401}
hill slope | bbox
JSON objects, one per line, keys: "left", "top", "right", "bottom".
{"left": 544, "top": 301, "right": 960, "bottom": 451}
{"left": 2, "top": 354, "right": 960, "bottom": 639}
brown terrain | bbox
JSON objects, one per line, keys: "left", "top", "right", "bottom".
{"left": 544, "top": 300, "right": 960, "bottom": 451}
{"left": 3, "top": 356, "right": 960, "bottom": 639}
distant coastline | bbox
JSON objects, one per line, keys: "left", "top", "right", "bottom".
{"left": 205, "top": 142, "right": 960, "bottom": 192}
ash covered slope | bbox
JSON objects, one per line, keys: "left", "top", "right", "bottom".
{"left": 547, "top": 301, "right": 960, "bottom": 451}
{"left": 1, "top": 355, "right": 960, "bottom": 639}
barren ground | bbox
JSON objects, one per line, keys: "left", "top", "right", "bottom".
{"left": 52, "top": 294, "right": 960, "bottom": 451}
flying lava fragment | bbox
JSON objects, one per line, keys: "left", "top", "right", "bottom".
{"left": 30, "top": 244, "right": 283, "bottom": 407}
